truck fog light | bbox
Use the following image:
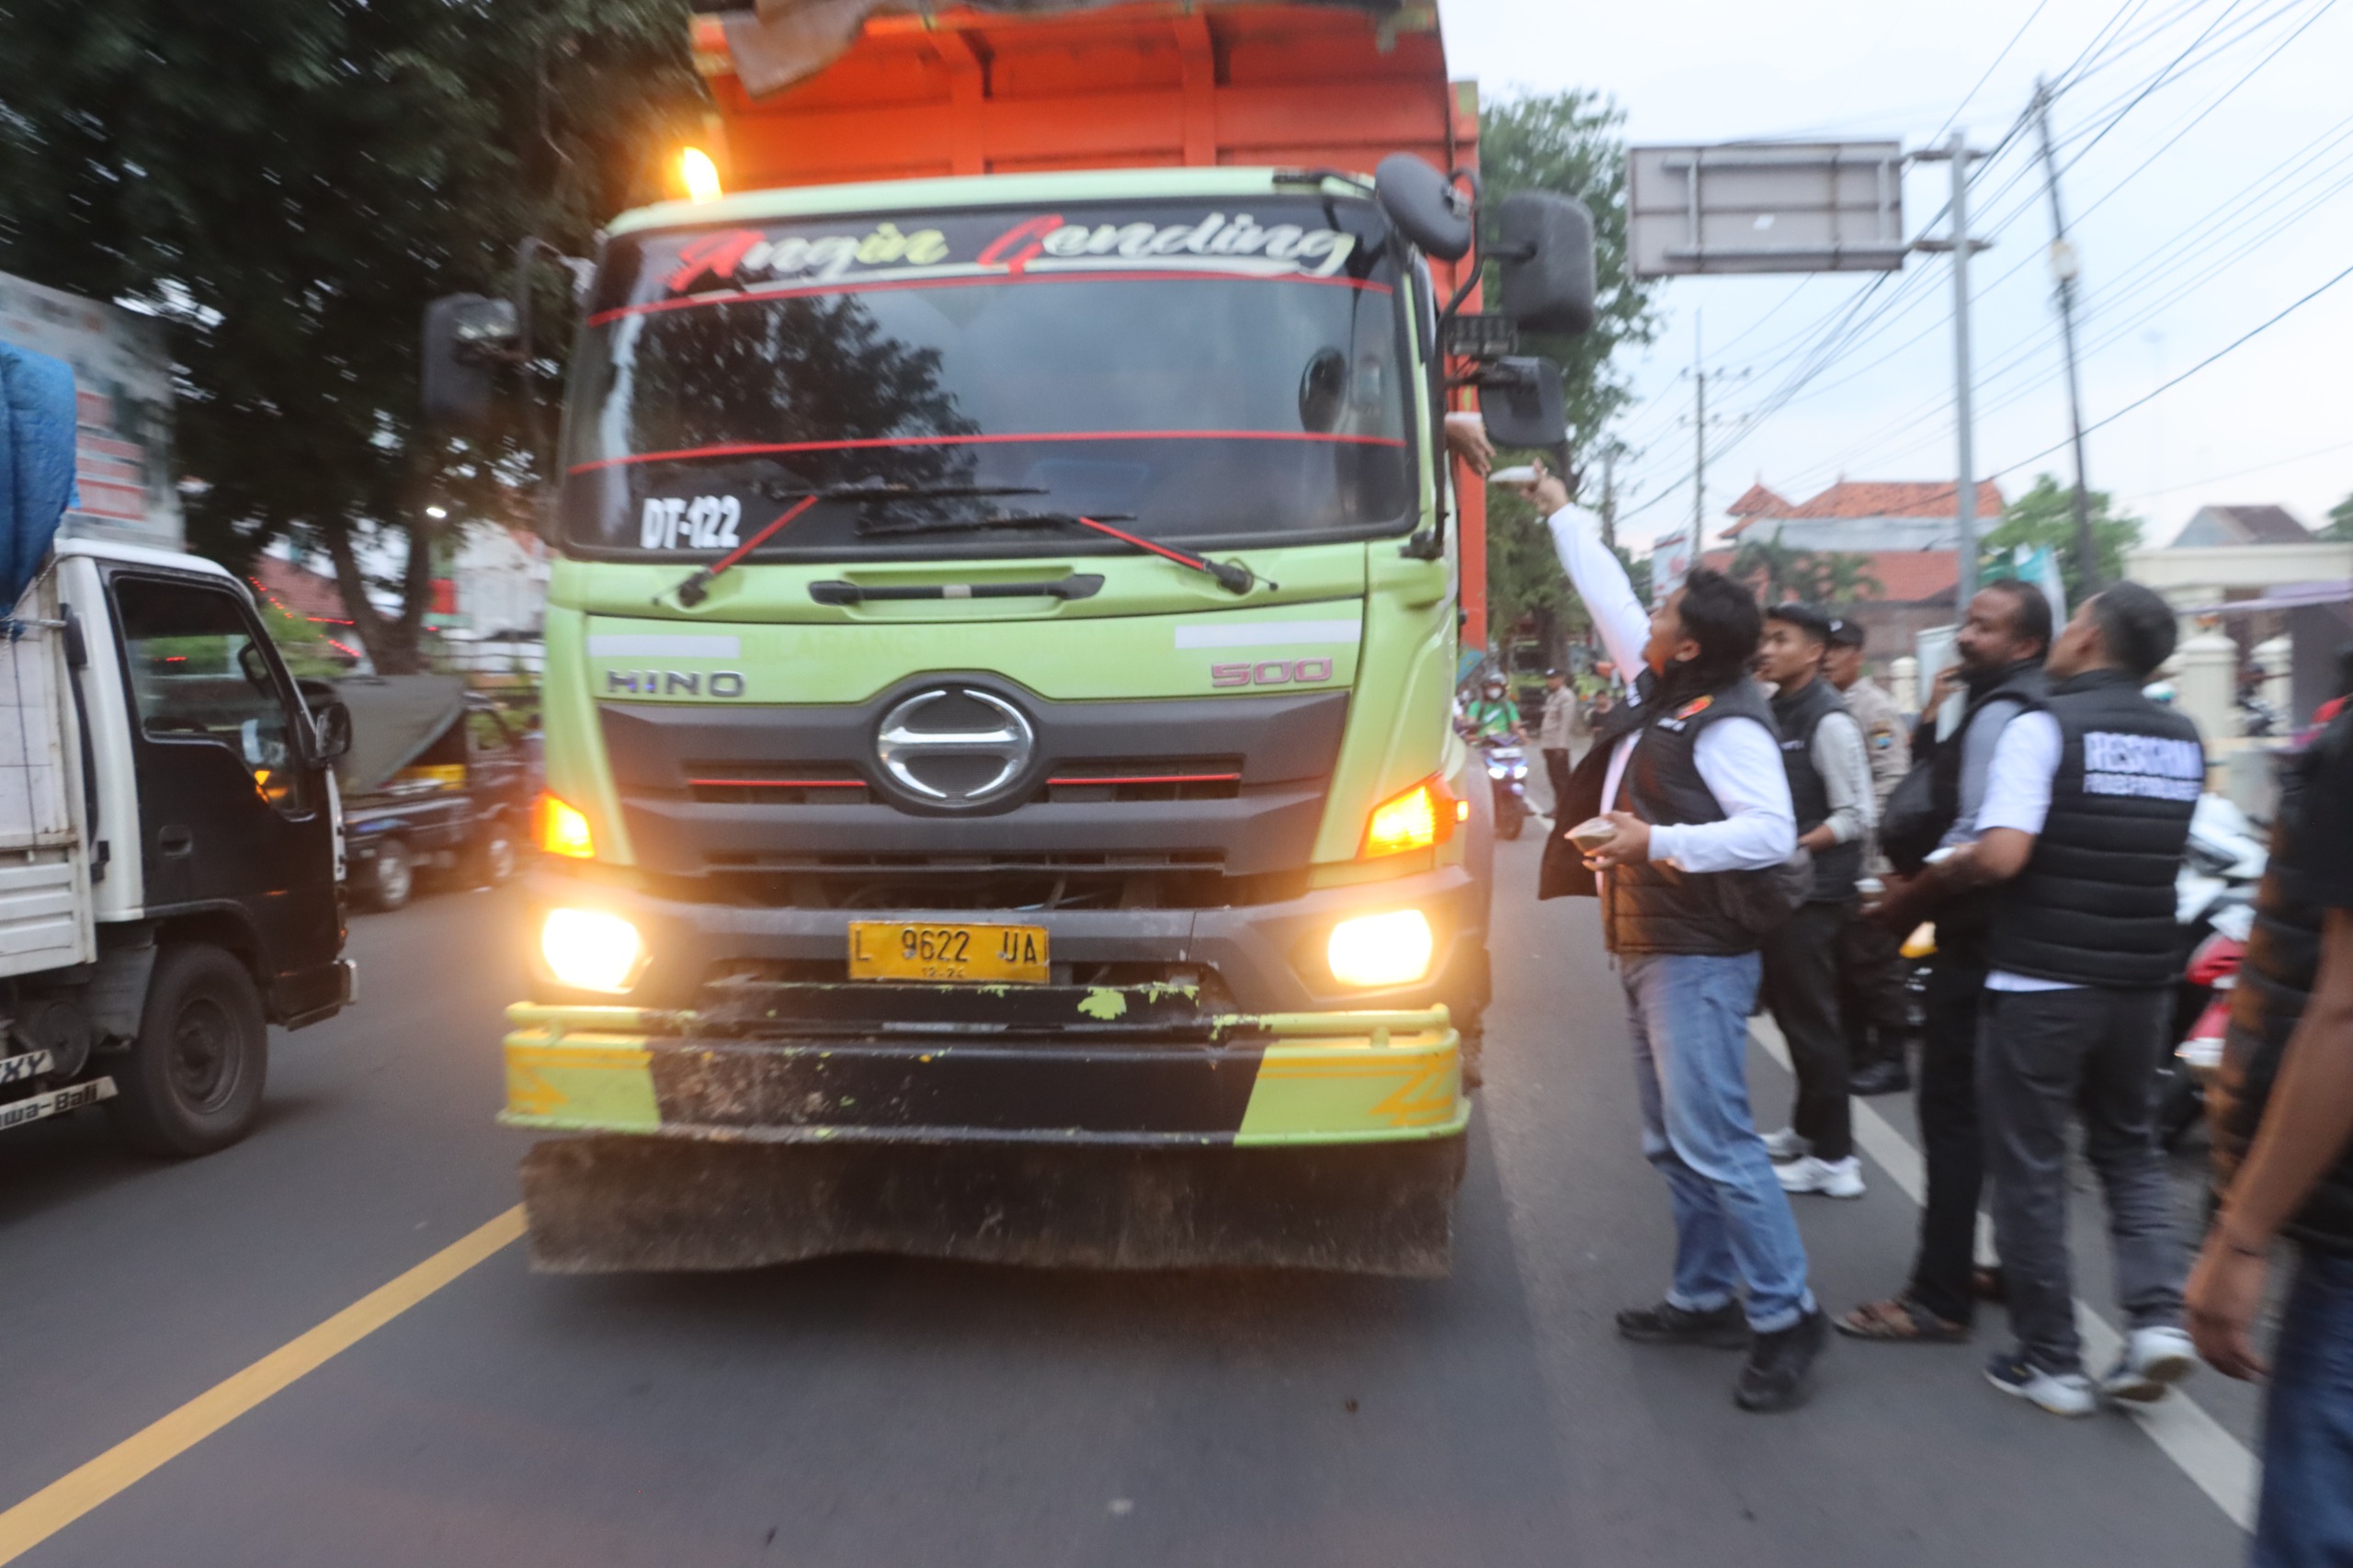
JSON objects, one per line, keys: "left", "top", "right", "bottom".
{"left": 540, "top": 908, "right": 647, "bottom": 994}
{"left": 1326, "top": 910, "right": 1434, "bottom": 988}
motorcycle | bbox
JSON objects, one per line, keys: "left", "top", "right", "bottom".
{"left": 1483, "top": 739, "right": 1529, "bottom": 841}
{"left": 2160, "top": 918, "right": 2248, "bottom": 1148}
{"left": 2154, "top": 793, "right": 2268, "bottom": 1149}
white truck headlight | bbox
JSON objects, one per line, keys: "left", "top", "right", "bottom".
{"left": 540, "top": 908, "right": 648, "bottom": 994}
{"left": 1326, "top": 910, "right": 1435, "bottom": 988}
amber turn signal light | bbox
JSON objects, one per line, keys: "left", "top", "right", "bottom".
{"left": 1361, "top": 775, "right": 1457, "bottom": 858}
{"left": 536, "top": 792, "right": 596, "bottom": 859}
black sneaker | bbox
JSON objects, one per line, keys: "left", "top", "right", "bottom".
{"left": 1735, "top": 1308, "right": 1828, "bottom": 1412}
{"left": 1615, "top": 1300, "right": 1752, "bottom": 1348}
{"left": 1848, "top": 1061, "right": 1911, "bottom": 1096}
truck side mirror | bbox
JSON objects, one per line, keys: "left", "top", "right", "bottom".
{"left": 421, "top": 293, "right": 518, "bottom": 434}
{"left": 1479, "top": 357, "right": 1566, "bottom": 449}
{"left": 1495, "top": 192, "right": 1596, "bottom": 336}
{"left": 311, "top": 700, "right": 353, "bottom": 767}
{"left": 1374, "top": 153, "right": 1472, "bottom": 262}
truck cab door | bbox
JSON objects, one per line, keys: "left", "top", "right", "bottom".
{"left": 107, "top": 571, "right": 341, "bottom": 1014}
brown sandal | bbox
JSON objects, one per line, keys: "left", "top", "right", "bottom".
{"left": 1834, "top": 1296, "right": 1970, "bottom": 1343}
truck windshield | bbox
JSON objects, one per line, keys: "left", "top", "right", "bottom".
{"left": 560, "top": 199, "right": 1415, "bottom": 562}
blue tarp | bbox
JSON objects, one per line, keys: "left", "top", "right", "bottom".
{"left": 0, "top": 340, "right": 78, "bottom": 609}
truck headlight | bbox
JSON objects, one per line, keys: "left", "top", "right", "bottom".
{"left": 540, "top": 908, "right": 647, "bottom": 994}
{"left": 1326, "top": 910, "right": 1435, "bottom": 988}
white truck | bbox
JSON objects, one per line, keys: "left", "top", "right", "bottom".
{"left": 0, "top": 352, "right": 355, "bottom": 1153}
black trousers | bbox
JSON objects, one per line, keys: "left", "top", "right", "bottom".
{"left": 1837, "top": 908, "right": 1912, "bottom": 1073}
{"left": 1906, "top": 951, "right": 1990, "bottom": 1325}
{"left": 1980, "top": 984, "right": 2185, "bottom": 1373}
{"left": 1759, "top": 899, "right": 1852, "bottom": 1163}
{"left": 1541, "top": 748, "right": 1573, "bottom": 817}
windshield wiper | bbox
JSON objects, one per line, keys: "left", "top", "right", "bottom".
{"left": 851, "top": 511, "right": 1276, "bottom": 595}
{"left": 666, "top": 483, "right": 1049, "bottom": 606}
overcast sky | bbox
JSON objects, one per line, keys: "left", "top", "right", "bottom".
{"left": 1444, "top": 0, "right": 2353, "bottom": 551}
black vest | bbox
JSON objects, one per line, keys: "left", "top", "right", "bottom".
{"left": 1770, "top": 676, "right": 1862, "bottom": 903}
{"left": 1597, "top": 675, "right": 1785, "bottom": 957}
{"left": 2213, "top": 709, "right": 2353, "bottom": 1253}
{"left": 1927, "top": 659, "right": 2049, "bottom": 959}
{"left": 1986, "top": 670, "right": 2203, "bottom": 986}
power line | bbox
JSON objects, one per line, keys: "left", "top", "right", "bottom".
{"left": 1990, "top": 254, "right": 2353, "bottom": 479}
{"left": 1930, "top": 0, "right": 2056, "bottom": 145}
{"left": 1607, "top": 1, "right": 2338, "bottom": 534}
{"left": 2129, "top": 434, "right": 2353, "bottom": 498}
{"left": 1765, "top": 69, "right": 2353, "bottom": 492}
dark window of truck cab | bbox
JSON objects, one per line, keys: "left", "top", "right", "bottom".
{"left": 559, "top": 199, "right": 1418, "bottom": 562}
{"left": 114, "top": 577, "right": 310, "bottom": 815}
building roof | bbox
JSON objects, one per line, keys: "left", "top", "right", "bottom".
{"left": 1726, "top": 482, "right": 1794, "bottom": 519}
{"left": 2179, "top": 504, "right": 2313, "bottom": 547}
{"left": 1722, "top": 478, "right": 2006, "bottom": 538}
{"left": 1782, "top": 480, "right": 2006, "bottom": 520}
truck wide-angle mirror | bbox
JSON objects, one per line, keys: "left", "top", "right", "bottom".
{"left": 1495, "top": 192, "right": 1596, "bottom": 336}
{"left": 1374, "top": 153, "right": 1472, "bottom": 263}
{"left": 1479, "top": 357, "right": 1566, "bottom": 449}
{"left": 421, "top": 293, "right": 518, "bottom": 434}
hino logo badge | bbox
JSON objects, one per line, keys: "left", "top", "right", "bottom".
{"left": 875, "top": 687, "right": 1035, "bottom": 804}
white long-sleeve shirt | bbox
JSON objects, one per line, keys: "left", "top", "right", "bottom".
{"left": 1544, "top": 505, "right": 1795, "bottom": 874}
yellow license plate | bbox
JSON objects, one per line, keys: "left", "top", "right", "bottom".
{"left": 847, "top": 921, "right": 1050, "bottom": 984}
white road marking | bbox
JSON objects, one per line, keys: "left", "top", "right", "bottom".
{"left": 1749, "top": 1016, "right": 2259, "bottom": 1530}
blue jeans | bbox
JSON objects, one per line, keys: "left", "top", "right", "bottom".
{"left": 1620, "top": 950, "right": 1816, "bottom": 1333}
{"left": 2256, "top": 1246, "right": 2353, "bottom": 1567}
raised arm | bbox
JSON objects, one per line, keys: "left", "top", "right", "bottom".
{"left": 1544, "top": 504, "right": 1648, "bottom": 694}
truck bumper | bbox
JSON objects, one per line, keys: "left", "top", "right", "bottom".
{"left": 502, "top": 999, "right": 1464, "bottom": 1148}
{"left": 500, "top": 997, "right": 1468, "bottom": 1276}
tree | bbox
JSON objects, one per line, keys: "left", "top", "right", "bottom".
{"left": 1979, "top": 473, "right": 2143, "bottom": 602}
{"left": 0, "top": 1, "right": 705, "bottom": 670}
{"left": 1725, "top": 537, "right": 1881, "bottom": 605}
{"left": 1475, "top": 90, "right": 1660, "bottom": 657}
{"left": 2325, "top": 492, "right": 2353, "bottom": 541}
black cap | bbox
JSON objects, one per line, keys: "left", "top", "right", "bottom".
{"left": 1544, "top": 666, "right": 1563, "bottom": 677}
{"left": 1825, "top": 616, "right": 1866, "bottom": 650}
{"left": 1766, "top": 601, "right": 1835, "bottom": 642}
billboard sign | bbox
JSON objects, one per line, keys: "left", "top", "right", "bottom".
{"left": 1629, "top": 142, "right": 1905, "bottom": 278}
{"left": 0, "top": 271, "right": 184, "bottom": 551}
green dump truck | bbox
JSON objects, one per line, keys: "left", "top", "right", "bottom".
{"left": 427, "top": 0, "right": 1592, "bottom": 1275}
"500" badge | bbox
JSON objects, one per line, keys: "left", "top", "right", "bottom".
{"left": 1211, "top": 658, "right": 1335, "bottom": 688}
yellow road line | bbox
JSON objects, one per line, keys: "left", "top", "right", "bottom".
{"left": 0, "top": 1206, "right": 525, "bottom": 1564}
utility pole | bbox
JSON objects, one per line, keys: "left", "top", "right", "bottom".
{"left": 1916, "top": 131, "right": 1986, "bottom": 609}
{"left": 2032, "top": 77, "right": 2103, "bottom": 594}
{"left": 1599, "top": 441, "right": 1619, "bottom": 554}
{"left": 1690, "top": 312, "right": 1708, "bottom": 579}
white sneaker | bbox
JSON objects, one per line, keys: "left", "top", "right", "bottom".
{"left": 2099, "top": 1326, "right": 2200, "bottom": 1403}
{"left": 1987, "top": 1351, "right": 2098, "bottom": 1417}
{"left": 1776, "top": 1154, "right": 1865, "bottom": 1198}
{"left": 1762, "top": 1127, "right": 1811, "bottom": 1163}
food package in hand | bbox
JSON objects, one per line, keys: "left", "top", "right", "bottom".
{"left": 1567, "top": 815, "right": 1618, "bottom": 852}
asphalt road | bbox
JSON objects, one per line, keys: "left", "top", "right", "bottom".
{"left": 0, "top": 846, "right": 2256, "bottom": 1566}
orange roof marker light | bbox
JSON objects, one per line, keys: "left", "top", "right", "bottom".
{"left": 536, "top": 793, "right": 596, "bottom": 859}
{"left": 679, "top": 147, "right": 722, "bottom": 204}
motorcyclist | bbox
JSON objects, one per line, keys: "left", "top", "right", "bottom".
{"left": 1465, "top": 677, "right": 1525, "bottom": 745}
